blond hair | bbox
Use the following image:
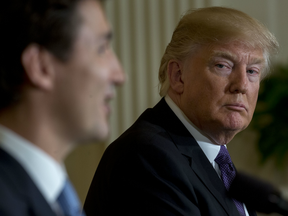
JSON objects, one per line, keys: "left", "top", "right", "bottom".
{"left": 158, "top": 7, "right": 279, "bottom": 97}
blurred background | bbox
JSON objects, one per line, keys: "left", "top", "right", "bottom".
{"left": 65, "top": 0, "right": 288, "bottom": 215}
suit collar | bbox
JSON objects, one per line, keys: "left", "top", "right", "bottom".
{"left": 164, "top": 95, "right": 221, "bottom": 164}
{"left": 151, "top": 98, "right": 241, "bottom": 215}
{"left": 0, "top": 148, "right": 58, "bottom": 216}
{"left": 151, "top": 97, "right": 197, "bottom": 158}
{"left": 164, "top": 95, "right": 212, "bottom": 144}
{"left": 0, "top": 125, "right": 66, "bottom": 203}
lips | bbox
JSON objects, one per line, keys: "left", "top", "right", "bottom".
{"left": 104, "top": 90, "right": 115, "bottom": 115}
{"left": 225, "top": 103, "right": 247, "bottom": 112}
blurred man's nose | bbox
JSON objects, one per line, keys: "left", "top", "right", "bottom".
{"left": 111, "top": 52, "right": 125, "bottom": 86}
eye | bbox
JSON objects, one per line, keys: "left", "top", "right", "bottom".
{"left": 247, "top": 69, "right": 258, "bottom": 75}
{"left": 215, "top": 63, "right": 231, "bottom": 70}
{"left": 210, "top": 59, "right": 233, "bottom": 76}
{"left": 216, "top": 64, "right": 225, "bottom": 68}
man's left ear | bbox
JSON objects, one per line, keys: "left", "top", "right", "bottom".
{"left": 21, "top": 44, "right": 55, "bottom": 91}
{"left": 167, "top": 59, "right": 184, "bottom": 94}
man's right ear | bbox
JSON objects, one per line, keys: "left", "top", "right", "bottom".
{"left": 21, "top": 44, "right": 55, "bottom": 91}
{"left": 167, "top": 59, "right": 184, "bottom": 94}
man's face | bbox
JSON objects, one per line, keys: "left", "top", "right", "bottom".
{"left": 51, "top": 0, "right": 124, "bottom": 143}
{"left": 179, "top": 42, "right": 265, "bottom": 144}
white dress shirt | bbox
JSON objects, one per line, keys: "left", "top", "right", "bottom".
{"left": 165, "top": 95, "right": 249, "bottom": 215}
{"left": 0, "top": 125, "right": 66, "bottom": 211}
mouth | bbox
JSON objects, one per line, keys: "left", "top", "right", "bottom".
{"left": 104, "top": 92, "right": 115, "bottom": 114}
{"left": 104, "top": 100, "right": 111, "bottom": 115}
{"left": 224, "top": 103, "right": 247, "bottom": 112}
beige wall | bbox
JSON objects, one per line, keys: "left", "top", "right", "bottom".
{"left": 65, "top": 2, "right": 288, "bottom": 215}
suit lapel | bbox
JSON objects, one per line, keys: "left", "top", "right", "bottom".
{"left": 189, "top": 147, "right": 240, "bottom": 216}
{"left": 0, "top": 148, "right": 57, "bottom": 216}
{"left": 151, "top": 98, "right": 240, "bottom": 216}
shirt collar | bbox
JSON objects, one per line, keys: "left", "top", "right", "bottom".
{"left": 165, "top": 95, "right": 221, "bottom": 163}
{"left": 0, "top": 125, "right": 66, "bottom": 205}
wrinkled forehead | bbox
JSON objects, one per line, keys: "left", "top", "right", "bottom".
{"left": 211, "top": 43, "right": 265, "bottom": 63}
{"left": 187, "top": 41, "right": 267, "bottom": 67}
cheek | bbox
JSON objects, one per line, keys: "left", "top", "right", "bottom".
{"left": 95, "top": 70, "right": 110, "bottom": 94}
{"left": 202, "top": 82, "right": 225, "bottom": 107}
{"left": 248, "top": 96, "right": 258, "bottom": 119}
{"left": 89, "top": 70, "right": 111, "bottom": 112}
{"left": 249, "top": 86, "right": 260, "bottom": 107}
{"left": 85, "top": 66, "right": 109, "bottom": 90}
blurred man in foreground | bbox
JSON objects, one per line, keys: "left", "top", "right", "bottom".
{"left": 84, "top": 7, "right": 278, "bottom": 216}
{"left": 0, "top": 0, "right": 124, "bottom": 215}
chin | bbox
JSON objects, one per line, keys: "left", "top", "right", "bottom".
{"left": 222, "top": 115, "right": 247, "bottom": 130}
{"left": 94, "top": 123, "right": 110, "bottom": 141}
{"left": 79, "top": 123, "right": 109, "bottom": 143}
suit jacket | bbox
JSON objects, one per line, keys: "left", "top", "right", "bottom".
{"left": 84, "top": 98, "right": 257, "bottom": 216}
{"left": 0, "top": 148, "right": 57, "bottom": 216}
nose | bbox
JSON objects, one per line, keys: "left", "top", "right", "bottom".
{"left": 110, "top": 51, "right": 125, "bottom": 86}
{"left": 229, "top": 66, "right": 248, "bottom": 94}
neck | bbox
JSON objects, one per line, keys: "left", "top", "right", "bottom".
{"left": 203, "top": 129, "right": 238, "bottom": 145}
{"left": 0, "top": 103, "right": 73, "bottom": 163}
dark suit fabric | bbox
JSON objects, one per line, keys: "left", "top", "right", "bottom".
{"left": 0, "top": 148, "right": 57, "bottom": 216}
{"left": 84, "top": 98, "right": 257, "bottom": 216}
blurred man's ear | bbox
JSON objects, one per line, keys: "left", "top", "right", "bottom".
{"left": 167, "top": 59, "right": 184, "bottom": 94}
{"left": 21, "top": 44, "right": 55, "bottom": 91}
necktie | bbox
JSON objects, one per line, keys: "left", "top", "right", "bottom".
{"left": 57, "top": 179, "right": 86, "bottom": 216}
{"left": 215, "top": 145, "right": 246, "bottom": 216}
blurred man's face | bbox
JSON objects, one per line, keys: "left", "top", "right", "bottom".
{"left": 51, "top": 0, "right": 124, "bottom": 143}
{"left": 179, "top": 42, "right": 265, "bottom": 144}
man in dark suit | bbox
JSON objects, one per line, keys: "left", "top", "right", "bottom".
{"left": 0, "top": 0, "right": 124, "bottom": 215}
{"left": 84, "top": 7, "right": 279, "bottom": 216}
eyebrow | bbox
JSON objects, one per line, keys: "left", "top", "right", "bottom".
{"left": 209, "top": 50, "right": 266, "bottom": 66}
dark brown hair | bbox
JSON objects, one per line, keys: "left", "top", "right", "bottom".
{"left": 0, "top": 0, "right": 103, "bottom": 109}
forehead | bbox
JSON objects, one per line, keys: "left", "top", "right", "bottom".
{"left": 191, "top": 42, "right": 266, "bottom": 66}
{"left": 76, "top": 0, "right": 110, "bottom": 39}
